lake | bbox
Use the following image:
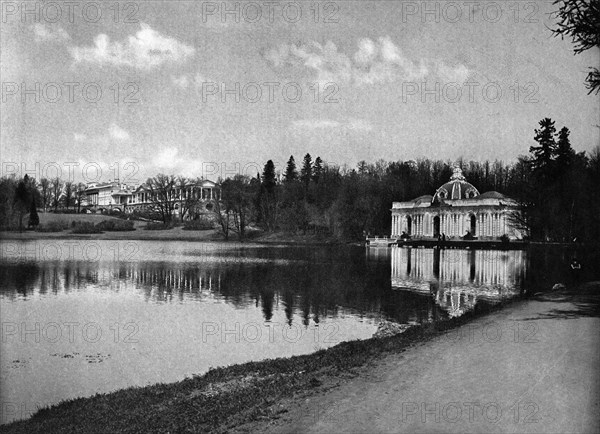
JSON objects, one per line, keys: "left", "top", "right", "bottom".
{"left": 0, "top": 240, "right": 594, "bottom": 424}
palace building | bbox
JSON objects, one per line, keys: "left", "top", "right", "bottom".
{"left": 83, "top": 179, "right": 221, "bottom": 219}
{"left": 391, "top": 166, "right": 523, "bottom": 240}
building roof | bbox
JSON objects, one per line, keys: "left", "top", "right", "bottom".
{"left": 432, "top": 167, "right": 480, "bottom": 202}
{"left": 476, "top": 191, "right": 507, "bottom": 200}
{"left": 413, "top": 195, "right": 433, "bottom": 205}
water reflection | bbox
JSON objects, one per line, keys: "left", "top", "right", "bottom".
{"left": 3, "top": 240, "right": 583, "bottom": 425}
{"left": 390, "top": 247, "right": 527, "bottom": 317}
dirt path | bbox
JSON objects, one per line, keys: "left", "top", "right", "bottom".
{"left": 256, "top": 288, "right": 600, "bottom": 434}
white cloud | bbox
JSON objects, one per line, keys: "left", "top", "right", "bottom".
{"left": 69, "top": 23, "right": 195, "bottom": 70}
{"left": 109, "top": 123, "right": 130, "bottom": 141}
{"left": 265, "top": 36, "right": 470, "bottom": 86}
{"left": 151, "top": 147, "right": 201, "bottom": 176}
{"left": 33, "top": 23, "right": 70, "bottom": 43}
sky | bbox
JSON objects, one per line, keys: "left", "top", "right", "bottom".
{"left": 1, "top": 0, "right": 598, "bottom": 183}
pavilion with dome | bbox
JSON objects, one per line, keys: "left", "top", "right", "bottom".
{"left": 391, "top": 166, "right": 523, "bottom": 240}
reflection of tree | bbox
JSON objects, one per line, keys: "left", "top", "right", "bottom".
{"left": 0, "top": 263, "right": 40, "bottom": 298}
{"left": 5, "top": 246, "right": 587, "bottom": 327}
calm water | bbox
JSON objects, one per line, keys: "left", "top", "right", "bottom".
{"left": 0, "top": 240, "right": 595, "bottom": 424}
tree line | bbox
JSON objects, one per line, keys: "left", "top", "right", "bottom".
{"left": 216, "top": 118, "right": 598, "bottom": 242}
{"left": 1, "top": 118, "right": 598, "bottom": 242}
{"left": 0, "top": 176, "right": 88, "bottom": 231}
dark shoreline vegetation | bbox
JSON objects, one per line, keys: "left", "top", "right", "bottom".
{"left": 2, "top": 118, "right": 599, "bottom": 244}
{"left": 0, "top": 296, "right": 525, "bottom": 434}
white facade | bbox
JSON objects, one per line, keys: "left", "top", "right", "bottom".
{"left": 391, "top": 167, "right": 523, "bottom": 240}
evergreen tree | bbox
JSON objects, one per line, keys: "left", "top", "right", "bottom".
{"left": 261, "top": 160, "right": 276, "bottom": 193}
{"left": 312, "top": 157, "right": 323, "bottom": 183}
{"left": 29, "top": 198, "right": 39, "bottom": 228}
{"left": 530, "top": 118, "right": 557, "bottom": 173}
{"left": 258, "top": 160, "right": 279, "bottom": 231}
{"left": 555, "top": 127, "right": 575, "bottom": 169}
{"left": 300, "top": 153, "right": 312, "bottom": 187}
{"left": 284, "top": 156, "right": 298, "bottom": 183}
{"left": 14, "top": 175, "right": 32, "bottom": 232}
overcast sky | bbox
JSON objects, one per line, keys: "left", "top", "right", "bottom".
{"left": 1, "top": 0, "right": 598, "bottom": 183}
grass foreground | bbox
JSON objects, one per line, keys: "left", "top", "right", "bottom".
{"left": 1, "top": 300, "right": 517, "bottom": 434}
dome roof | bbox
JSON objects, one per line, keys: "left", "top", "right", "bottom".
{"left": 432, "top": 167, "right": 480, "bottom": 202}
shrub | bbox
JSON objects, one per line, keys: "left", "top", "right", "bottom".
{"left": 71, "top": 222, "right": 103, "bottom": 234}
{"left": 96, "top": 219, "right": 135, "bottom": 232}
{"left": 37, "top": 221, "right": 70, "bottom": 232}
{"left": 182, "top": 218, "right": 214, "bottom": 231}
{"left": 499, "top": 234, "right": 510, "bottom": 243}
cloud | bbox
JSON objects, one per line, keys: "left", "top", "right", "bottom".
{"left": 109, "top": 123, "right": 130, "bottom": 141}
{"left": 264, "top": 36, "right": 470, "bottom": 87}
{"left": 151, "top": 147, "right": 201, "bottom": 176}
{"left": 69, "top": 23, "right": 195, "bottom": 70}
{"left": 291, "top": 118, "right": 373, "bottom": 132}
{"left": 32, "top": 23, "right": 70, "bottom": 43}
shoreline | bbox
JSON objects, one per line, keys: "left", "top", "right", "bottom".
{"left": 0, "top": 230, "right": 347, "bottom": 246}
{"left": 2, "top": 283, "right": 598, "bottom": 433}
{"left": 0, "top": 296, "right": 526, "bottom": 433}
{"left": 2, "top": 231, "right": 596, "bottom": 249}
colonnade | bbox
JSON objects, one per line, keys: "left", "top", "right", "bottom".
{"left": 391, "top": 211, "right": 510, "bottom": 238}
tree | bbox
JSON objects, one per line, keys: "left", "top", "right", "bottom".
{"left": 29, "top": 199, "right": 39, "bottom": 228}
{"left": 74, "top": 183, "right": 87, "bottom": 213}
{"left": 144, "top": 174, "right": 177, "bottom": 224}
{"left": 258, "top": 160, "right": 279, "bottom": 231}
{"left": 51, "top": 177, "right": 63, "bottom": 211}
{"left": 300, "top": 153, "right": 312, "bottom": 188}
{"left": 555, "top": 126, "right": 575, "bottom": 169}
{"left": 552, "top": 0, "right": 600, "bottom": 94}
{"left": 312, "top": 157, "right": 323, "bottom": 183}
{"left": 529, "top": 118, "right": 557, "bottom": 174}
{"left": 14, "top": 175, "right": 32, "bottom": 232}
{"left": 0, "top": 176, "right": 18, "bottom": 230}
{"left": 176, "top": 176, "right": 201, "bottom": 221}
{"left": 221, "top": 175, "right": 255, "bottom": 239}
{"left": 39, "top": 178, "right": 52, "bottom": 212}
{"left": 284, "top": 155, "right": 298, "bottom": 183}
{"left": 63, "top": 181, "right": 74, "bottom": 210}
{"left": 212, "top": 191, "right": 232, "bottom": 240}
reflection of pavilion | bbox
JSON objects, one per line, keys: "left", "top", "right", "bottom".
{"left": 391, "top": 247, "right": 526, "bottom": 317}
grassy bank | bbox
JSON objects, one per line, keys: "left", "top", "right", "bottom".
{"left": 0, "top": 226, "right": 345, "bottom": 245}
{"left": 0, "top": 299, "right": 518, "bottom": 434}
